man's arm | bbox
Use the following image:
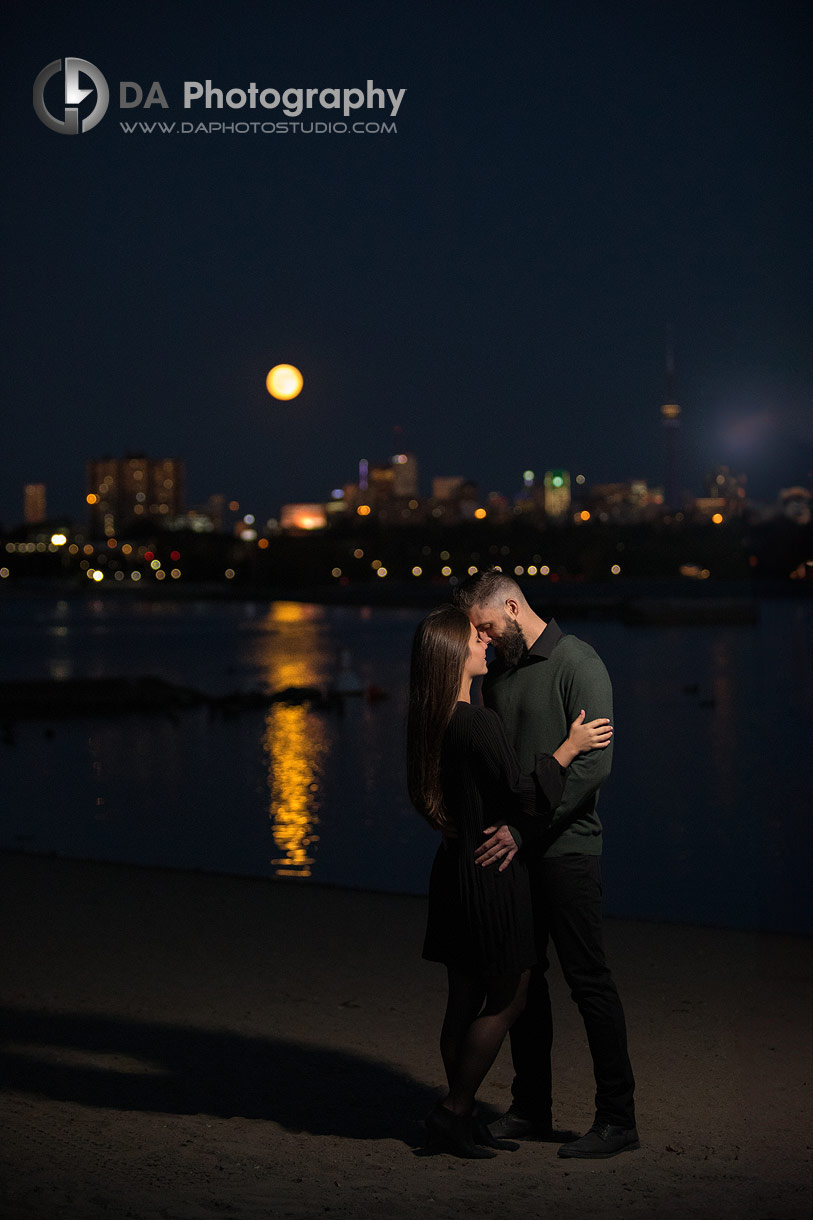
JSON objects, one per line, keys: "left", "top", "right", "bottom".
{"left": 548, "top": 655, "right": 613, "bottom": 830}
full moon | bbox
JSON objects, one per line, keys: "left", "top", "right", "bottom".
{"left": 266, "top": 364, "right": 304, "bottom": 400}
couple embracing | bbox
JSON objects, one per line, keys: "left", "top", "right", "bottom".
{"left": 407, "top": 569, "right": 638, "bottom": 1161}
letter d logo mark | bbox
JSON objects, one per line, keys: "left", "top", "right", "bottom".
{"left": 34, "top": 58, "right": 109, "bottom": 133}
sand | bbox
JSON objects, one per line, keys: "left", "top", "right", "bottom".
{"left": 1, "top": 852, "right": 810, "bottom": 1220}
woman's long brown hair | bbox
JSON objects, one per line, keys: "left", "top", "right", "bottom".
{"left": 407, "top": 605, "right": 472, "bottom": 830}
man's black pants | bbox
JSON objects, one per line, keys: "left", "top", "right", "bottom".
{"left": 509, "top": 853, "right": 636, "bottom": 1129}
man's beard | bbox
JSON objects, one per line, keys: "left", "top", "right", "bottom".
{"left": 492, "top": 618, "right": 527, "bottom": 667}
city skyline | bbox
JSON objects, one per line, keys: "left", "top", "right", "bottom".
{"left": 7, "top": 441, "right": 807, "bottom": 536}
{"left": 3, "top": 1, "right": 811, "bottom": 526}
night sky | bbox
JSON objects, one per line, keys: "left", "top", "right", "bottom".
{"left": 4, "top": 0, "right": 811, "bottom": 526}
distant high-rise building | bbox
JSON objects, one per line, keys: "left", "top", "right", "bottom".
{"left": 205, "top": 494, "right": 226, "bottom": 532}
{"left": 368, "top": 463, "right": 395, "bottom": 506}
{"left": 432, "top": 476, "right": 465, "bottom": 501}
{"left": 86, "top": 454, "right": 184, "bottom": 536}
{"left": 280, "top": 503, "right": 327, "bottom": 531}
{"left": 779, "top": 487, "right": 811, "bottom": 525}
{"left": 543, "top": 470, "right": 571, "bottom": 519}
{"left": 705, "top": 465, "right": 747, "bottom": 515}
{"left": 23, "top": 483, "right": 47, "bottom": 524}
{"left": 391, "top": 452, "right": 418, "bottom": 497}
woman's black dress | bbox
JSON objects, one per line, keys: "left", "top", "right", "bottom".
{"left": 422, "top": 702, "right": 566, "bottom": 980}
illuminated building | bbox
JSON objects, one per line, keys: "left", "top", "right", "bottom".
{"left": 692, "top": 496, "right": 727, "bottom": 522}
{"left": 368, "top": 463, "right": 395, "bottom": 505}
{"left": 205, "top": 494, "right": 226, "bottom": 531}
{"left": 430, "top": 476, "right": 478, "bottom": 522}
{"left": 391, "top": 452, "right": 418, "bottom": 497}
{"left": 23, "top": 483, "right": 47, "bottom": 524}
{"left": 280, "top": 503, "right": 327, "bottom": 531}
{"left": 543, "top": 470, "right": 571, "bottom": 520}
{"left": 705, "top": 466, "right": 747, "bottom": 516}
{"left": 779, "top": 487, "right": 811, "bottom": 525}
{"left": 86, "top": 454, "right": 184, "bottom": 537}
{"left": 433, "top": 476, "right": 465, "bottom": 501}
{"left": 589, "top": 480, "right": 658, "bottom": 522}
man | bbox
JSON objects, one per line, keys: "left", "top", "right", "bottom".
{"left": 453, "top": 569, "right": 639, "bottom": 1159}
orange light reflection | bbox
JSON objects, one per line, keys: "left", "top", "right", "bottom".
{"left": 259, "top": 602, "right": 332, "bottom": 880}
{"left": 264, "top": 703, "right": 326, "bottom": 879}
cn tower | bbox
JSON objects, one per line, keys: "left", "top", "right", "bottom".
{"left": 660, "top": 329, "right": 681, "bottom": 510}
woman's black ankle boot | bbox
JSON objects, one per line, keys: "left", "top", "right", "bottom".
{"left": 472, "top": 1115, "right": 520, "bottom": 1151}
{"left": 425, "top": 1104, "right": 497, "bottom": 1159}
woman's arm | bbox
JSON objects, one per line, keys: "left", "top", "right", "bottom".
{"left": 552, "top": 709, "right": 613, "bottom": 768}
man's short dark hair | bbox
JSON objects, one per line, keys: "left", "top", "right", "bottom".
{"left": 452, "top": 567, "right": 523, "bottom": 613}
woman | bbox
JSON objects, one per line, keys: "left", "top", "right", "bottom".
{"left": 407, "top": 605, "right": 612, "bottom": 1158}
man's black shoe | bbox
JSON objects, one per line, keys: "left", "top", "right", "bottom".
{"left": 488, "top": 1109, "right": 578, "bottom": 1143}
{"left": 557, "top": 1122, "right": 640, "bottom": 1159}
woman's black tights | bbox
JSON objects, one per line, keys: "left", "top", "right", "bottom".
{"left": 439, "top": 967, "right": 529, "bottom": 1115}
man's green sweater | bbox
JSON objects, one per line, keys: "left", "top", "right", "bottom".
{"left": 483, "top": 619, "right": 613, "bottom": 858}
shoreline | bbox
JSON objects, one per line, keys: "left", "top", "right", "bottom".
{"left": 2, "top": 852, "right": 810, "bottom": 1220}
{"left": 3, "top": 575, "right": 809, "bottom": 620}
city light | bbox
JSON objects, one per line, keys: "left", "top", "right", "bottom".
{"left": 712, "top": 513, "right": 724, "bottom": 524}
{"left": 50, "top": 533, "right": 67, "bottom": 546}
{"left": 86, "top": 493, "right": 98, "bottom": 504}
{"left": 474, "top": 508, "right": 487, "bottom": 519}
{"left": 357, "top": 505, "right": 371, "bottom": 517}
{"left": 266, "top": 363, "right": 304, "bottom": 400}
{"left": 412, "top": 566, "right": 422, "bottom": 576}
{"left": 611, "top": 564, "right": 622, "bottom": 575}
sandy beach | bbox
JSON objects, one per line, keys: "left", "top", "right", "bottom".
{"left": 1, "top": 852, "right": 810, "bottom": 1220}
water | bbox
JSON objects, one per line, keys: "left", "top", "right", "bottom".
{"left": 0, "top": 592, "right": 810, "bottom": 934}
